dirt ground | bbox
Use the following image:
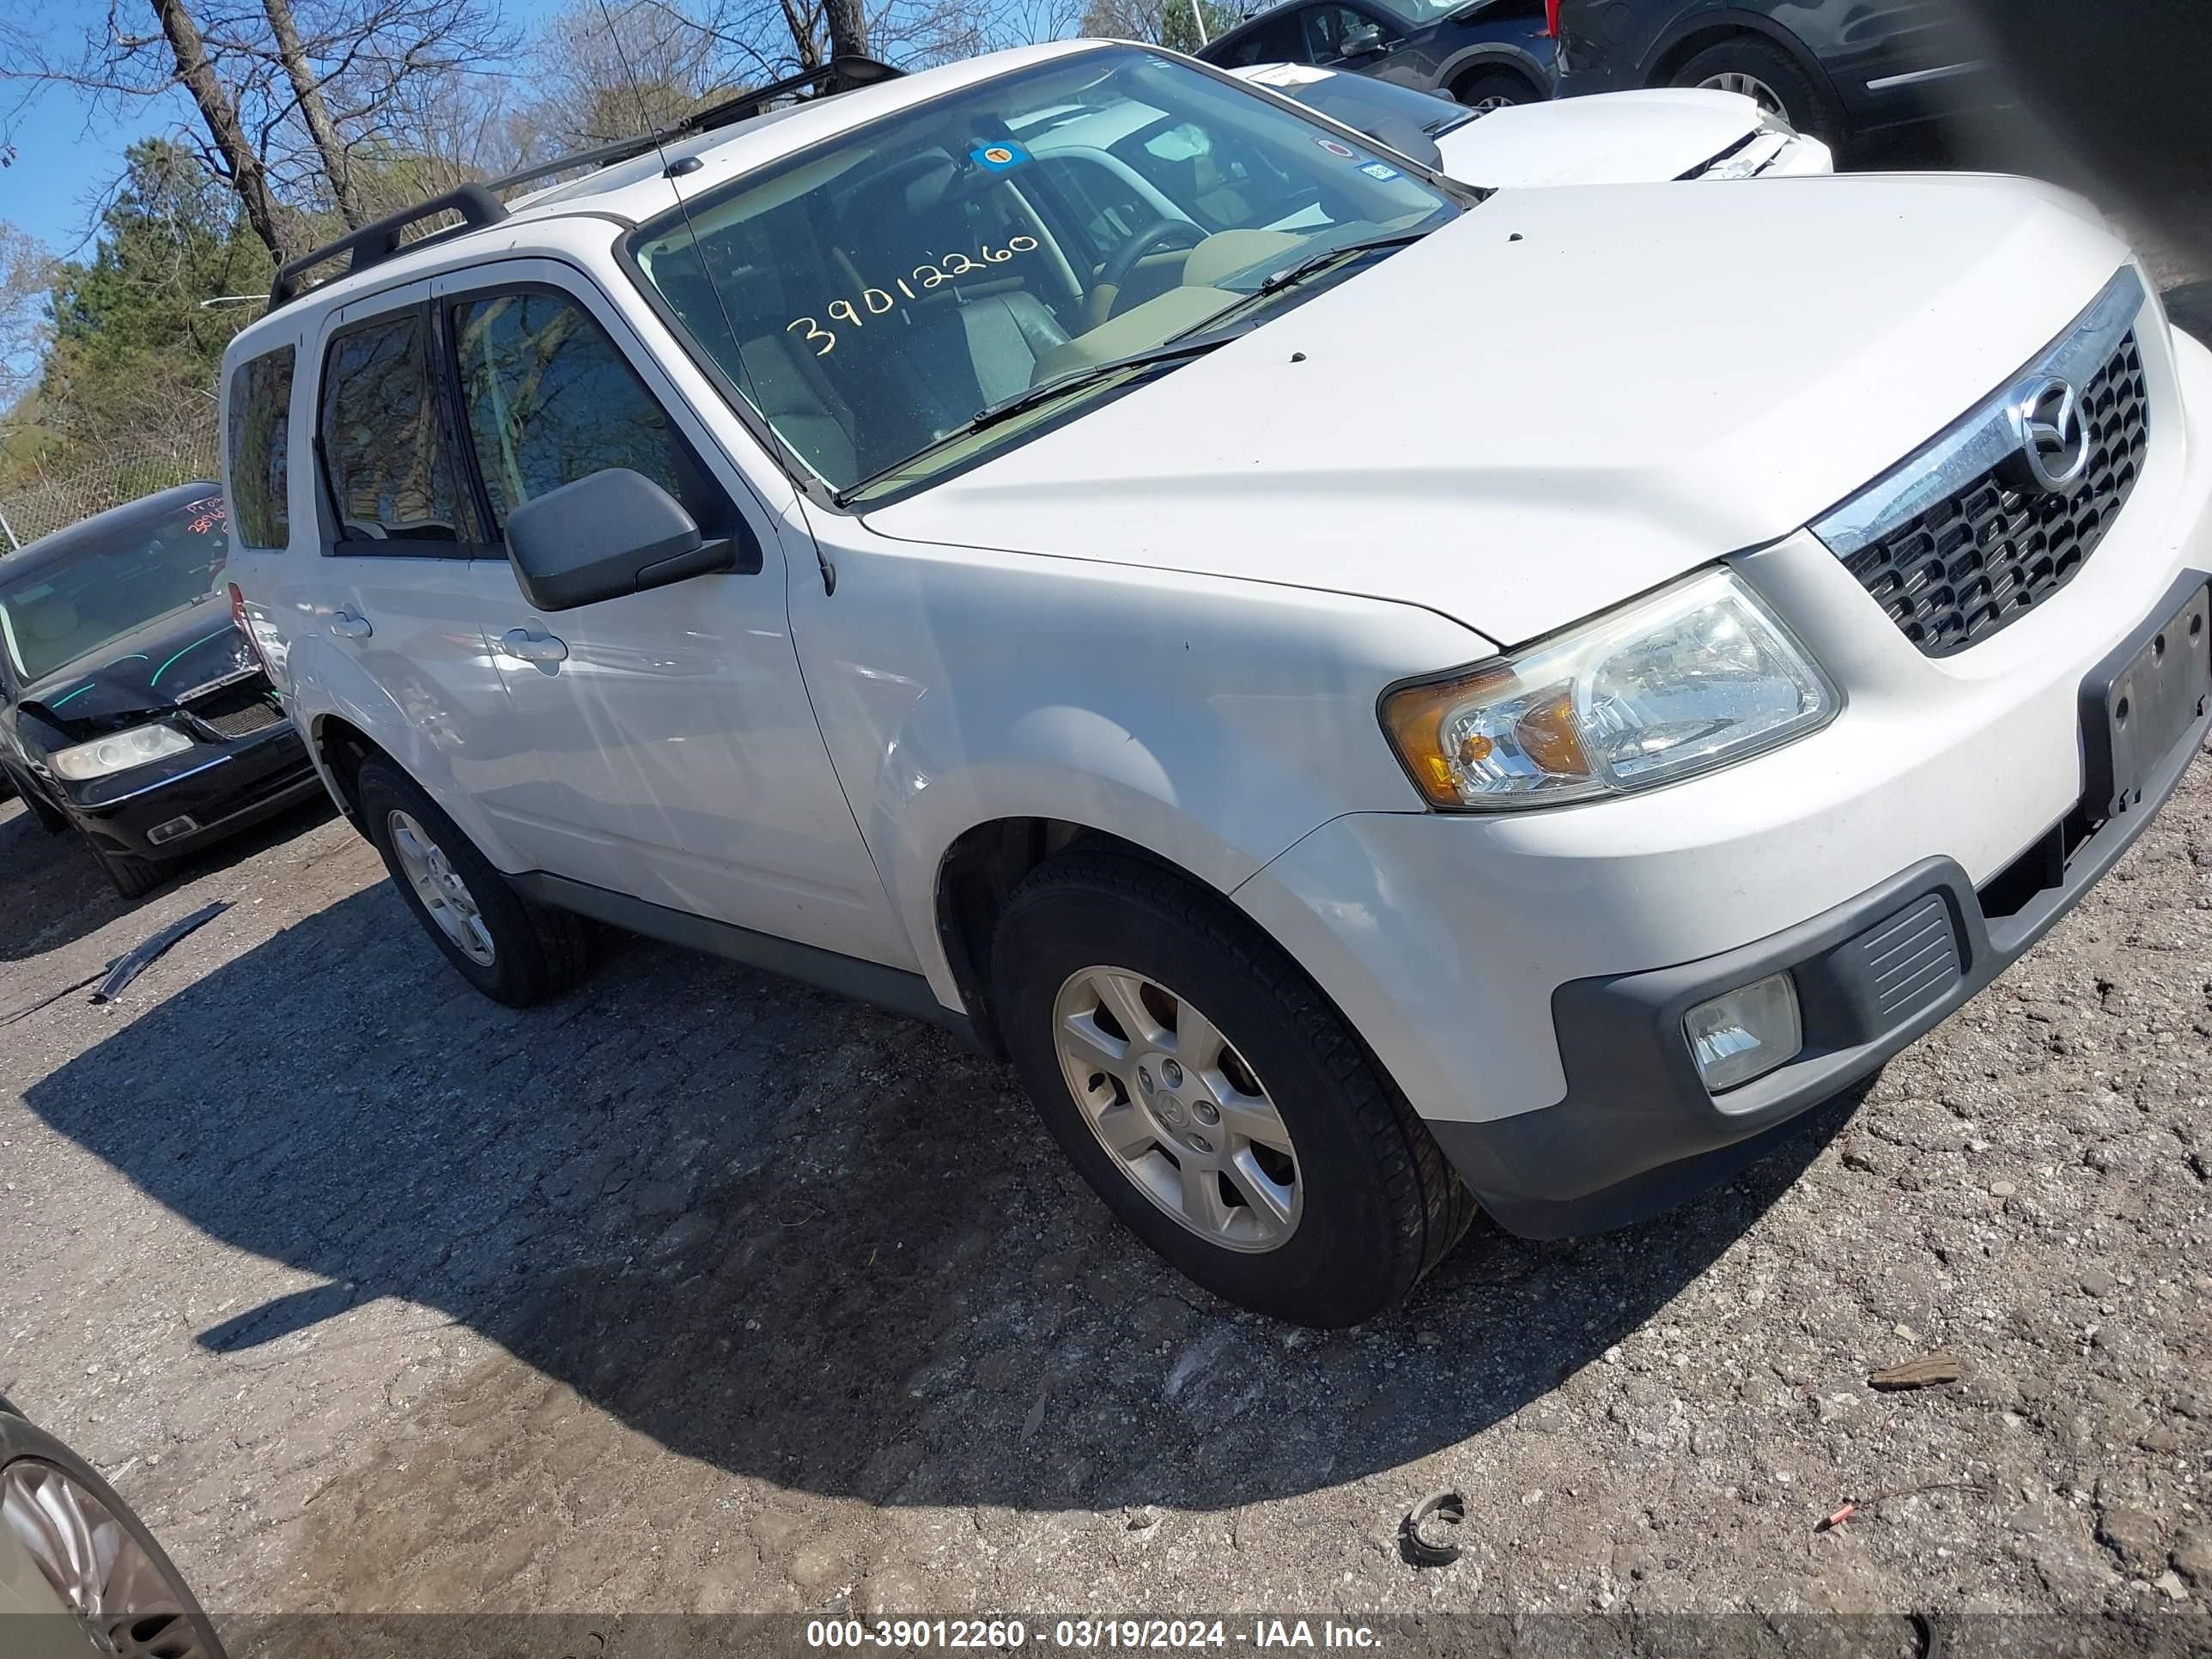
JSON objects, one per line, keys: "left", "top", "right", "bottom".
{"left": 3, "top": 111, "right": 2211, "bottom": 1656}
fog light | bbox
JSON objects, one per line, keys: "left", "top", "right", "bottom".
{"left": 148, "top": 815, "right": 199, "bottom": 845}
{"left": 1684, "top": 972, "right": 1802, "bottom": 1093}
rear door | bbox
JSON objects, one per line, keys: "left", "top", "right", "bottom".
{"left": 306, "top": 282, "right": 519, "bottom": 820}
{"left": 431, "top": 260, "right": 909, "bottom": 969}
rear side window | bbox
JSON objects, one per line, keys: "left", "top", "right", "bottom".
{"left": 318, "top": 309, "right": 470, "bottom": 550}
{"left": 448, "top": 289, "right": 718, "bottom": 534}
{"left": 226, "top": 346, "right": 294, "bottom": 550}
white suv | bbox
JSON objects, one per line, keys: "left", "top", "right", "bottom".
{"left": 221, "top": 42, "right": 2212, "bottom": 1327}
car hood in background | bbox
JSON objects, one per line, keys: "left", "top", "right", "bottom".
{"left": 15, "top": 602, "right": 253, "bottom": 740}
{"left": 863, "top": 173, "right": 2134, "bottom": 647}
{"left": 1435, "top": 88, "right": 1781, "bottom": 187}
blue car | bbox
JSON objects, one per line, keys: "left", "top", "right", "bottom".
{"left": 1197, "top": 0, "right": 1556, "bottom": 115}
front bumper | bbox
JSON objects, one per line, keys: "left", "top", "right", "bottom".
{"left": 63, "top": 722, "right": 321, "bottom": 860}
{"left": 1236, "top": 319, "right": 2212, "bottom": 1237}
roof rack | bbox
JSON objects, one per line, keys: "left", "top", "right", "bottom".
{"left": 265, "top": 55, "right": 904, "bottom": 312}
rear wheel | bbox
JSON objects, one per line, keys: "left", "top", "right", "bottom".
{"left": 356, "top": 756, "right": 587, "bottom": 1006}
{"left": 992, "top": 852, "right": 1474, "bottom": 1327}
{"left": 1452, "top": 67, "right": 1537, "bottom": 115}
{"left": 1670, "top": 37, "right": 1844, "bottom": 146}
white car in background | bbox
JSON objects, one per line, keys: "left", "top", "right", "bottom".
{"left": 1231, "top": 62, "right": 1833, "bottom": 184}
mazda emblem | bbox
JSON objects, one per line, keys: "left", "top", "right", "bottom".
{"left": 2014, "top": 377, "right": 2092, "bottom": 495}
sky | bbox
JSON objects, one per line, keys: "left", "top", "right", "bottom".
{"left": 0, "top": 0, "right": 575, "bottom": 258}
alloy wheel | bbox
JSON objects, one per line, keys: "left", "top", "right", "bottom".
{"left": 1052, "top": 966, "right": 1302, "bottom": 1252}
{"left": 1698, "top": 70, "right": 1787, "bottom": 117}
{"left": 2, "top": 1458, "right": 214, "bottom": 1658}
{"left": 386, "top": 809, "right": 495, "bottom": 966}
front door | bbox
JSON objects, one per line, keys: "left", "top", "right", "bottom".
{"left": 431, "top": 263, "right": 910, "bottom": 969}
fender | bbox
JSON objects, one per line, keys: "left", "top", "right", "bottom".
{"left": 289, "top": 653, "right": 527, "bottom": 875}
{"left": 1434, "top": 41, "right": 1556, "bottom": 100}
{"left": 789, "top": 531, "right": 1498, "bottom": 1014}
{"left": 1638, "top": 6, "right": 1839, "bottom": 102}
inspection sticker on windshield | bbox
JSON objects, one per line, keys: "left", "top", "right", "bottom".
{"left": 970, "top": 142, "right": 1031, "bottom": 173}
{"left": 1313, "top": 137, "right": 1358, "bottom": 159}
{"left": 1358, "top": 161, "right": 1402, "bottom": 181}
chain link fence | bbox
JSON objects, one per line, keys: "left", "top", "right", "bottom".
{"left": 0, "top": 430, "right": 222, "bottom": 552}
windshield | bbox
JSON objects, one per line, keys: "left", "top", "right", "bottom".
{"left": 632, "top": 47, "right": 1461, "bottom": 500}
{"left": 0, "top": 493, "right": 229, "bottom": 684}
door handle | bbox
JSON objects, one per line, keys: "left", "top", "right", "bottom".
{"left": 328, "top": 610, "right": 373, "bottom": 640}
{"left": 501, "top": 628, "right": 569, "bottom": 665}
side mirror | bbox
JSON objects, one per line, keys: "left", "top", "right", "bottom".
{"left": 1360, "top": 118, "right": 1443, "bottom": 171}
{"left": 504, "top": 469, "right": 738, "bottom": 612}
{"left": 1341, "top": 23, "right": 1387, "bottom": 54}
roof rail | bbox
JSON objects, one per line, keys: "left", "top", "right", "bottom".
{"left": 268, "top": 182, "right": 507, "bottom": 310}
{"left": 481, "top": 54, "right": 905, "bottom": 198}
{"left": 264, "top": 55, "right": 902, "bottom": 313}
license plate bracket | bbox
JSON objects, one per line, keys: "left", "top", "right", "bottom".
{"left": 2080, "top": 578, "right": 2212, "bottom": 823}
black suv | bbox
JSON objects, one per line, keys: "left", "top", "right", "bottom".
{"left": 1553, "top": 0, "right": 1990, "bottom": 148}
{"left": 1198, "top": 0, "right": 1555, "bottom": 114}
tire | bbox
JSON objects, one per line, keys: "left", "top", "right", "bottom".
{"left": 0, "top": 1410, "right": 229, "bottom": 1658}
{"left": 991, "top": 852, "right": 1475, "bottom": 1328}
{"left": 1452, "top": 68, "right": 1537, "bottom": 115}
{"left": 85, "top": 835, "right": 167, "bottom": 901}
{"left": 1670, "top": 37, "right": 1845, "bottom": 147}
{"left": 356, "top": 755, "right": 587, "bottom": 1007}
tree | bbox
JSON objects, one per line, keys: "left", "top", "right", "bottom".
{"left": 1079, "top": 0, "right": 1238, "bottom": 51}
{"left": 37, "top": 139, "right": 270, "bottom": 463}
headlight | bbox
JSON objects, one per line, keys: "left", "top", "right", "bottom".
{"left": 47, "top": 723, "right": 197, "bottom": 781}
{"left": 1382, "top": 568, "right": 1838, "bottom": 810}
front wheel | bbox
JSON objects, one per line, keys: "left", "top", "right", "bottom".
{"left": 356, "top": 756, "right": 587, "bottom": 1007}
{"left": 992, "top": 853, "right": 1474, "bottom": 1327}
{"left": 1452, "top": 68, "right": 1536, "bottom": 115}
{"left": 1670, "top": 37, "right": 1844, "bottom": 146}
{"left": 85, "top": 834, "right": 167, "bottom": 901}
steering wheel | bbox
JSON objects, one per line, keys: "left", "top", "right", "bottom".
{"left": 1088, "top": 216, "right": 1207, "bottom": 329}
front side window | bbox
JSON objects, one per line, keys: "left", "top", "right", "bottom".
{"left": 631, "top": 46, "right": 1461, "bottom": 502}
{"left": 318, "top": 309, "right": 468, "bottom": 550}
{"left": 450, "top": 290, "right": 713, "bottom": 533}
{"left": 1302, "top": 5, "right": 1382, "bottom": 60}
{"left": 226, "top": 346, "right": 295, "bottom": 550}
{"left": 0, "top": 493, "right": 229, "bottom": 684}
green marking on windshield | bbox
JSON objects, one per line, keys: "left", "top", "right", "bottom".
{"left": 149, "top": 629, "right": 237, "bottom": 690}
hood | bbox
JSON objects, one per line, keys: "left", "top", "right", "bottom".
{"left": 1433, "top": 88, "right": 1771, "bottom": 188}
{"left": 15, "top": 602, "right": 252, "bottom": 741}
{"left": 864, "top": 173, "right": 2135, "bottom": 647}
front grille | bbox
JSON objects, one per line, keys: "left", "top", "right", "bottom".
{"left": 186, "top": 681, "right": 284, "bottom": 739}
{"left": 1840, "top": 331, "right": 2150, "bottom": 659}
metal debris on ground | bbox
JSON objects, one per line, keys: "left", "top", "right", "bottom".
{"left": 1401, "top": 1489, "right": 1467, "bottom": 1566}
{"left": 1869, "top": 1352, "right": 1964, "bottom": 1391}
{"left": 90, "top": 902, "right": 230, "bottom": 1004}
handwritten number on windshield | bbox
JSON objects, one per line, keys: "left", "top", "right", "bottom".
{"left": 787, "top": 237, "right": 1039, "bottom": 357}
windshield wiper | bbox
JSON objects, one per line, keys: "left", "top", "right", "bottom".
{"left": 835, "top": 333, "right": 1238, "bottom": 505}
{"left": 1253, "top": 231, "right": 1430, "bottom": 298}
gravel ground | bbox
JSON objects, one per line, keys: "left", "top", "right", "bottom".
{"left": 3, "top": 112, "right": 2210, "bottom": 1653}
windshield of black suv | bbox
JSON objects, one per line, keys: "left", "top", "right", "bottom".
{"left": 0, "top": 492, "right": 230, "bottom": 685}
{"left": 631, "top": 46, "right": 1462, "bottom": 501}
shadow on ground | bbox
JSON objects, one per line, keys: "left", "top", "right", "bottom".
{"left": 21, "top": 874, "right": 1858, "bottom": 1513}
{"left": 0, "top": 794, "right": 334, "bottom": 965}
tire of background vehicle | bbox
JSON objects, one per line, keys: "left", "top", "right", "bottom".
{"left": 991, "top": 852, "right": 1476, "bottom": 1328}
{"left": 0, "top": 1412, "right": 229, "bottom": 1659}
{"left": 356, "top": 755, "right": 587, "bottom": 1007}
{"left": 1451, "top": 68, "right": 1537, "bottom": 114}
{"left": 1669, "top": 36, "right": 1845, "bottom": 147}
{"left": 84, "top": 834, "right": 167, "bottom": 901}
